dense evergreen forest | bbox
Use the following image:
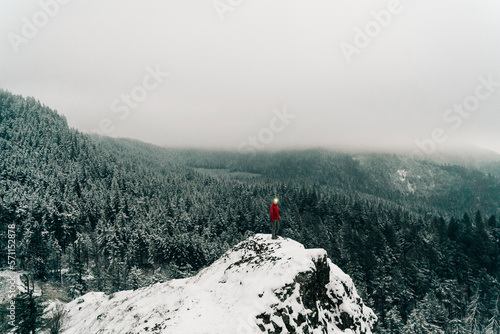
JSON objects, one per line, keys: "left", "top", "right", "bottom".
{"left": 1, "top": 90, "right": 500, "bottom": 333}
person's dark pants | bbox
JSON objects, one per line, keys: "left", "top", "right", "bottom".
{"left": 272, "top": 220, "right": 280, "bottom": 238}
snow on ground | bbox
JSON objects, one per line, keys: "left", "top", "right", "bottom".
{"left": 397, "top": 169, "right": 407, "bottom": 181}
{"left": 396, "top": 169, "right": 416, "bottom": 193}
{"left": 62, "top": 234, "right": 376, "bottom": 334}
{"left": 0, "top": 270, "right": 28, "bottom": 303}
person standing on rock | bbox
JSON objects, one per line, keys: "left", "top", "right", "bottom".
{"left": 270, "top": 198, "right": 281, "bottom": 239}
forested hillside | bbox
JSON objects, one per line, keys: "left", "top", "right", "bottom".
{"left": 1, "top": 90, "right": 500, "bottom": 333}
{"left": 183, "top": 149, "right": 500, "bottom": 217}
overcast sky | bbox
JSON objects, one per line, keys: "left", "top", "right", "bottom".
{"left": 1, "top": 0, "right": 500, "bottom": 154}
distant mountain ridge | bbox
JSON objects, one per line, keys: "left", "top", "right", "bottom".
{"left": 61, "top": 234, "right": 377, "bottom": 334}
{"left": 182, "top": 148, "right": 500, "bottom": 216}
{"left": 2, "top": 89, "right": 499, "bottom": 217}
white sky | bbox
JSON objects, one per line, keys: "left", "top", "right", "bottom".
{"left": 1, "top": 0, "right": 500, "bottom": 153}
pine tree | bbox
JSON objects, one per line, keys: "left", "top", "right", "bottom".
{"left": 403, "top": 306, "right": 444, "bottom": 334}
{"left": 13, "top": 276, "right": 45, "bottom": 334}
{"left": 26, "top": 220, "right": 50, "bottom": 280}
{"left": 128, "top": 266, "right": 145, "bottom": 290}
{"left": 470, "top": 213, "right": 492, "bottom": 271}
{"left": 447, "top": 318, "right": 468, "bottom": 334}
{"left": 383, "top": 306, "right": 403, "bottom": 333}
{"left": 465, "top": 288, "right": 484, "bottom": 333}
{"left": 487, "top": 215, "right": 498, "bottom": 228}
{"left": 68, "top": 234, "right": 89, "bottom": 295}
{"left": 485, "top": 297, "right": 500, "bottom": 334}
{"left": 447, "top": 217, "right": 460, "bottom": 241}
{"left": 460, "top": 213, "right": 474, "bottom": 250}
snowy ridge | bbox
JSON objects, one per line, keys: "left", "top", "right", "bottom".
{"left": 62, "top": 234, "right": 376, "bottom": 334}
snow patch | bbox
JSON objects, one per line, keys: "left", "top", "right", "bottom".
{"left": 397, "top": 169, "right": 407, "bottom": 181}
{"left": 396, "top": 169, "right": 416, "bottom": 193}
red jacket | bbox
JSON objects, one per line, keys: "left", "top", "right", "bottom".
{"left": 270, "top": 203, "right": 280, "bottom": 222}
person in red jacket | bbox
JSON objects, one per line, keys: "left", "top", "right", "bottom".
{"left": 270, "top": 198, "right": 281, "bottom": 239}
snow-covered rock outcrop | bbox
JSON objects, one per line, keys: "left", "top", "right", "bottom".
{"left": 62, "top": 234, "right": 377, "bottom": 334}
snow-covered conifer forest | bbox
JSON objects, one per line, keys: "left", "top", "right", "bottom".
{"left": 1, "top": 90, "right": 500, "bottom": 333}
